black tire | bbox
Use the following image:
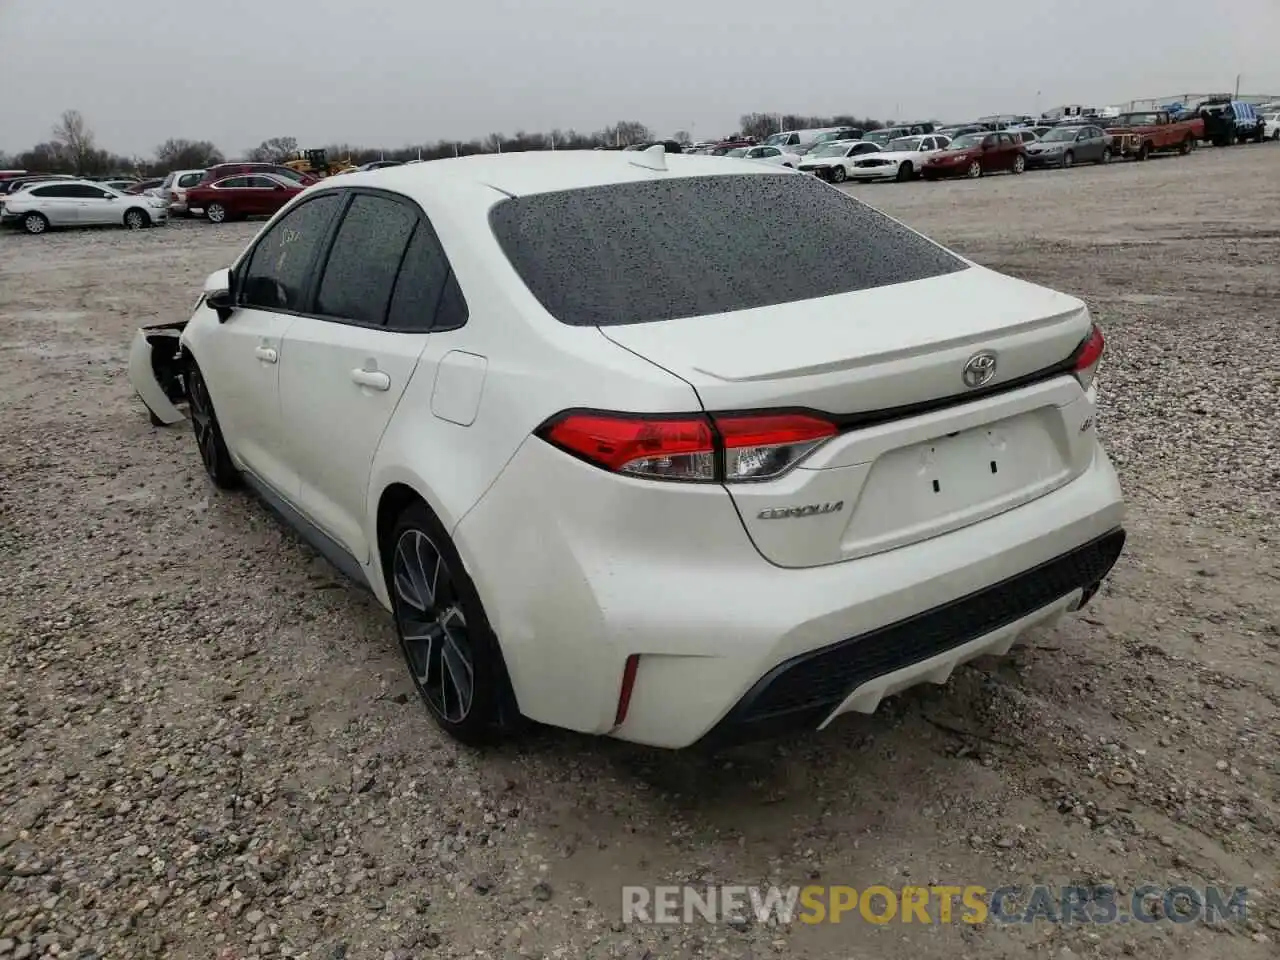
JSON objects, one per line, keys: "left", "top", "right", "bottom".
{"left": 22, "top": 212, "right": 49, "bottom": 235}
{"left": 829, "top": 165, "right": 847, "bottom": 183}
{"left": 1062, "top": 150, "right": 1075, "bottom": 168}
{"left": 895, "top": 161, "right": 913, "bottom": 182}
{"left": 1011, "top": 154, "right": 1025, "bottom": 175}
{"left": 206, "top": 202, "right": 227, "bottom": 224}
{"left": 1272, "top": 129, "right": 1280, "bottom": 142}
{"left": 385, "top": 500, "right": 509, "bottom": 745}
{"left": 124, "top": 208, "right": 149, "bottom": 230}
{"left": 1099, "top": 147, "right": 1112, "bottom": 164}
{"left": 186, "top": 359, "right": 241, "bottom": 489}
{"left": 1137, "top": 141, "right": 1151, "bottom": 161}
{"left": 965, "top": 160, "right": 982, "bottom": 178}
{"left": 1178, "top": 136, "right": 1192, "bottom": 155}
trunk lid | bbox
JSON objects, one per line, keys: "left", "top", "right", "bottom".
{"left": 600, "top": 266, "right": 1097, "bottom": 568}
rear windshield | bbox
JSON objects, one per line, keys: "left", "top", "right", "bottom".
{"left": 489, "top": 174, "right": 966, "bottom": 326}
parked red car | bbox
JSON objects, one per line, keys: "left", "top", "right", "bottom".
{"left": 192, "top": 162, "right": 318, "bottom": 189}
{"left": 921, "top": 131, "right": 1027, "bottom": 179}
{"left": 186, "top": 174, "right": 303, "bottom": 223}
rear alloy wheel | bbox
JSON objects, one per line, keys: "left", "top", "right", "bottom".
{"left": 1062, "top": 150, "right": 1075, "bottom": 168}
{"left": 22, "top": 212, "right": 49, "bottom": 235}
{"left": 1099, "top": 147, "right": 1112, "bottom": 164}
{"left": 1011, "top": 154, "right": 1026, "bottom": 174}
{"left": 895, "top": 161, "right": 913, "bottom": 182}
{"left": 829, "top": 165, "right": 847, "bottom": 183}
{"left": 389, "top": 502, "right": 505, "bottom": 745}
{"left": 187, "top": 360, "right": 241, "bottom": 489}
{"left": 966, "top": 160, "right": 982, "bottom": 178}
{"left": 206, "top": 202, "right": 227, "bottom": 224}
{"left": 124, "top": 208, "right": 148, "bottom": 230}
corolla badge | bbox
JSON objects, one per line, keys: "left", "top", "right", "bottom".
{"left": 758, "top": 501, "right": 844, "bottom": 520}
{"left": 962, "top": 351, "right": 998, "bottom": 389}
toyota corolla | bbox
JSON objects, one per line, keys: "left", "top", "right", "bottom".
{"left": 129, "top": 149, "right": 1125, "bottom": 750}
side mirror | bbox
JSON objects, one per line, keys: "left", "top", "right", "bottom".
{"left": 203, "top": 267, "right": 234, "bottom": 322}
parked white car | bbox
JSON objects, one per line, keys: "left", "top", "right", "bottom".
{"left": 1263, "top": 112, "right": 1280, "bottom": 141}
{"left": 159, "top": 168, "right": 206, "bottom": 217}
{"left": 846, "top": 135, "right": 953, "bottom": 182}
{"left": 128, "top": 148, "right": 1125, "bottom": 750}
{"left": 796, "top": 141, "right": 882, "bottom": 182}
{"left": 1, "top": 179, "right": 168, "bottom": 234}
{"left": 724, "top": 145, "right": 802, "bottom": 168}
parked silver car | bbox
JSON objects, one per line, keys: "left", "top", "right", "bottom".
{"left": 0, "top": 179, "right": 168, "bottom": 234}
{"left": 1024, "top": 125, "right": 1112, "bottom": 168}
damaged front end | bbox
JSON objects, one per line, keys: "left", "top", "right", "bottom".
{"left": 129, "top": 320, "right": 190, "bottom": 425}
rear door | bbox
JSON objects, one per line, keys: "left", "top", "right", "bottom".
{"left": 24, "top": 184, "right": 77, "bottom": 224}
{"left": 278, "top": 189, "right": 457, "bottom": 563}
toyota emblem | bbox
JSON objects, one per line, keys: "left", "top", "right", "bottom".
{"left": 962, "top": 351, "right": 997, "bottom": 389}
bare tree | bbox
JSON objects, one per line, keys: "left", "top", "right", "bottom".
{"left": 245, "top": 136, "right": 298, "bottom": 163}
{"left": 155, "top": 138, "right": 224, "bottom": 171}
{"left": 51, "top": 109, "right": 97, "bottom": 174}
{"left": 672, "top": 130, "right": 691, "bottom": 144}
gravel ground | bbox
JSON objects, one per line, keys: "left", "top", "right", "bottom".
{"left": 1, "top": 145, "right": 1278, "bottom": 960}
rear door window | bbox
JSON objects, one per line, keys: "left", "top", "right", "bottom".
{"left": 489, "top": 174, "right": 967, "bottom": 327}
{"left": 386, "top": 218, "right": 466, "bottom": 332}
{"left": 178, "top": 173, "right": 203, "bottom": 188}
{"left": 239, "top": 193, "right": 342, "bottom": 312}
{"left": 313, "top": 193, "right": 418, "bottom": 326}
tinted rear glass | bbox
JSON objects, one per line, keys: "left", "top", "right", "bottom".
{"left": 489, "top": 173, "right": 966, "bottom": 326}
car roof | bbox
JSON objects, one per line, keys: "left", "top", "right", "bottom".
{"left": 320, "top": 149, "right": 791, "bottom": 199}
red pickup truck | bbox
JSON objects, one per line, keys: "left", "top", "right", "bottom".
{"left": 1102, "top": 111, "right": 1203, "bottom": 160}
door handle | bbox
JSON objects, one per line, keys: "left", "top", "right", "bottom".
{"left": 254, "top": 346, "right": 278, "bottom": 363}
{"left": 350, "top": 368, "right": 391, "bottom": 391}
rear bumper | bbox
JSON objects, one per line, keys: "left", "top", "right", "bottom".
{"left": 697, "top": 527, "right": 1124, "bottom": 748}
{"left": 457, "top": 436, "right": 1126, "bottom": 749}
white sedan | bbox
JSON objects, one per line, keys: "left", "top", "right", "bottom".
{"left": 128, "top": 148, "right": 1125, "bottom": 750}
{"left": 796, "top": 140, "right": 882, "bottom": 182}
{"left": 1264, "top": 112, "right": 1280, "bottom": 141}
{"left": 1, "top": 179, "right": 168, "bottom": 234}
{"left": 846, "top": 134, "right": 953, "bottom": 182}
{"left": 724, "top": 144, "right": 802, "bottom": 168}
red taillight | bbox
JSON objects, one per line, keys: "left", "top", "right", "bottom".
{"left": 538, "top": 410, "right": 837, "bottom": 482}
{"left": 716, "top": 413, "right": 838, "bottom": 481}
{"left": 542, "top": 413, "right": 715, "bottom": 480}
{"left": 1073, "top": 323, "right": 1106, "bottom": 391}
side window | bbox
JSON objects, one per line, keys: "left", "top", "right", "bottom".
{"left": 65, "top": 184, "right": 106, "bottom": 198}
{"left": 218, "top": 177, "right": 248, "bottom": 188}
{"left": 314, "top": 193, "right": 418, "bottom": 326}
{"left": 31, "top": 185, "right": 70, "bottom": 198}
{"left": 239, "top": 194, "right": 342, "bottom": 312}
{"left": 387, "top": 219, "right": 465, "bottom": 332}
{"left": 246, "top": 176, "right": 278, "bottom": 188}
{"left": 178, "top": 173, "right": 202, "bottom": 188}
{"left": 856, "top": 143, "right": 877, "bottom": 154}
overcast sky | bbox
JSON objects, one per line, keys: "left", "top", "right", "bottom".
{"left": 1, "top": 0, "right": 1276, "bottom": 157}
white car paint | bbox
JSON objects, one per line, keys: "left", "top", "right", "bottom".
{"left": 846, "top": 134, "right": 953, "bottom": 181}
{"left": 1263, "top": 113, "right": 1280, "bottom": 140}
{"left": 2, "top": 179, "right": 168, "bottom": 233}
{"left": 725, "top": 145, "right": 802, "bottom": 168}
{"left": 127, "top": 147, "right": 1125, "bottom": 750}
{"left": 796, "top": 141, "right": 882, "bottom": 181}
